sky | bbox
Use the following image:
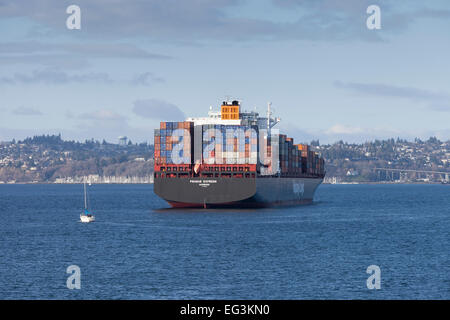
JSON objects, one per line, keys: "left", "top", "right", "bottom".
{"left": 0, "top": 0, "right": 449, "bottom": 144}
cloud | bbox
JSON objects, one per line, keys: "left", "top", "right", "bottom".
{"left": 76, "top": 109, "right": 131, "bottom": 134}
{"left": 334, "top": 81, "right": 448, "bottom": 101}
{"left": 78, "top": 110, "right": 125, "bottom": 122}
{"left": 0, "top": 41, "right": 171, "bottom": 60}
{"left": 133, "top": 99, "right": 185, "bottom": 121}
{"left": 313, "top": 124, "right": 415, "bottom": 144}
{"left": 0, "top": 68, "right": 113, "bottom": 85}
{"left": 0, "top": 53, "right": 91, "bottom": 69}
{"left": 280, "top": 120, "right": 423, "bottom": 144}
{"left": 0, "top": 68, "right": 165, "bottom": 86}
{"left": 130, "top": 72, "right": 164, "bottom": 86}
{"left": 0, "top": 42, "right": 171, "bottom": 69}
{"left": 325, "top": 124, "right": 363, "bottom": 135}
{"left": 12, "top": 107, "right": 43, "bottom": 116}
{"left": 1, "top": 1, "right": 449, "bottom": 46}
{"left": 0, "top": 1, "right": 247, "bottom": 41}
{"left": 73, "top": 109, "right": 153, "bottom": 142}
{"left": 5, "top": 0, "right": 449, "bottom": 43}
{"left": 334, "top": 81, "right": 450, "bottom": 112}
{"left": 273, "top": 1, "right": 450, "bottom": 30}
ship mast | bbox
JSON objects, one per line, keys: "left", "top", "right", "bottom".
{"left": 266, "top": 102, "right": 280, "bottom": 131}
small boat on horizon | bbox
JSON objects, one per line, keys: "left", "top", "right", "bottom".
{"left": 80, "top": 181, "right": 95, "bottom": 223}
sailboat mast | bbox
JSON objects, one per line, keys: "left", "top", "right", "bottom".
{"left": 84, "top": 181, "right": 87, "bottom": 210}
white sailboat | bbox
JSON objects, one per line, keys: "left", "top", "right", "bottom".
{"left": 80, "top": 181, "right": 95, "bottom": 223}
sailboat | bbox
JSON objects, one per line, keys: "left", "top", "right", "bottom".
{"left": 80, "top": 181, "right": 95, "bottom": 223}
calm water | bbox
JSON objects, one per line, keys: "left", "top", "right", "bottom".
{"left": 0, "top": 183, "right": 448, "bottom": 299}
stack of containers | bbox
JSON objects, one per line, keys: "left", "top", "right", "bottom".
{"left": 286, "top": 137, "right": 293, "bottom": 174}
{"left": 278, "top": 135, "right": 287, "bottom": 173}
{"left": 259, "top": 131, "right": 279, "bottom": 175}
{"left": 313, "top": 152, "right": 319, "bottom": 175}
{"left": 319, "top": 158, "right": 325, "bottom": 175}
{"left": 155, "top": 120, "right": 325, "bottom": 175}
{"left": 296, "top": 144, "right": 309, "bottom": 174}
{"left": 278, "top": 141, "right": 323, "bottom": 175}
{"left": 202, "top": 125, "right": 258, "bottom": 165}
{"left": 292, "top": 145, "right": 300, "bottom": 174}
{"left": 248, "top": 128, "right": 258, "bottom": 164}
{"left": 154, "top": 121, "right": 193, "bottom": 165}
{"left": 306, "top": 150, "right": 313, "bottom": 174}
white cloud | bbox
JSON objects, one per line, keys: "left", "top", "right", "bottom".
{"left": 334, "top": 81, "right": 449, "bottom": 101}
{"left": 325, "top": 124, "right": 363, "bottom": 135}
{"left": 133, "top": 99, "right": 185, "bottom": 121}
{"left": 0, "top": 68, "right": 113, "bottom": 85}
{"left": 12, "top": 106, "right": 43, "bottom": 116}
{"left": 130, "top": 72, "right": 164, "bottom": 86}
{"left": 78, "top": 109, "right": 125, "bottom": 122}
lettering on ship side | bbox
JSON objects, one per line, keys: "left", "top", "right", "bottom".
{"left": 293, "top": 182, "right": 305, "bottom": 198}
{"left": 190, "top": 179, "right": 217, "bottom": 188}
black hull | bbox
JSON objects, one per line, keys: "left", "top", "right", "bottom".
{"left": 154, "top": 176, "right": 323, "bottom": 208}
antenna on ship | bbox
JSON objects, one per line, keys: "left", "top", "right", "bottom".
{"left": 266, "top": 102, "right": 281, "bottom": 130}
{"left": 267, "top": 102, "right": 272, "bottom": 133}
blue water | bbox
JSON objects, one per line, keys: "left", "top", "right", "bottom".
{"left": 0, "top": 184, "right": 448, "bottom": 299}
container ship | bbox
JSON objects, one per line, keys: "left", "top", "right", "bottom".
{"left": 153, "top": 100, "right": 325, "bottom": 208}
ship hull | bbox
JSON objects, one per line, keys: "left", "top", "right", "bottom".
{"left": 154, "top": 176, "right": 322, "bottom": 208}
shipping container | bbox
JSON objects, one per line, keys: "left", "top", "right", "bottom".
{"left": 154, "top": 121, "right": 193, "bottom": 165}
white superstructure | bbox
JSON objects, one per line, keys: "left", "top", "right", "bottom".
{"left": 186, "top": 100, "right": 280, "bottom": 130}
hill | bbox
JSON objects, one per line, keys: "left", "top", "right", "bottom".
{"left": 0, "top": 134, "right": 448, "bottom": 183}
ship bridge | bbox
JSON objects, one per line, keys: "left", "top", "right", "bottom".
{"left": 186, "top": 100, "right": 280, "bottom": 130}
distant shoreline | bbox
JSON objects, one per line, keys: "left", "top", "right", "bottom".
{"left": 322, "top": 181, "right": 447, "bottom": 185}
{"left": 0, "top": 181, "right": 447, "bottom": 185}
{"left": 0, "top": 182, "right": 153, "bottom": 185}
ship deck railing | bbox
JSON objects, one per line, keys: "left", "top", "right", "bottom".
{"left": 154, "top": 171, "right": 324, "bottom": 179}
{"left": 154, "top": 171, "right": 256, "bottom": 179}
